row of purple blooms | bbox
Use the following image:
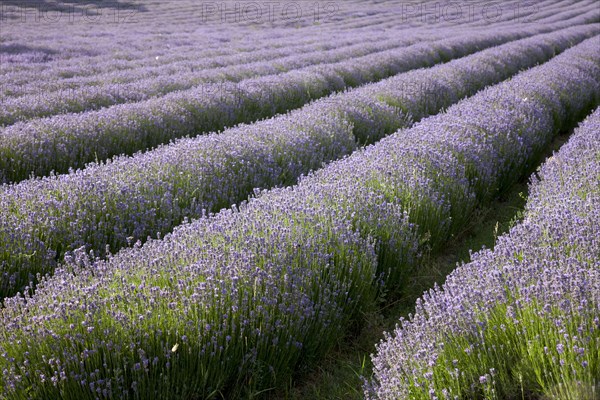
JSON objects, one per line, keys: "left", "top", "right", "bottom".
{"left": 2, "top": 29, "right": 444, "bottom": 100}
{"left": 0, "top": 24, "right": 595, "bottom": 299}
{"left": 6, "top": 0, "right": 584, "bottom": 103}
{"left": 8, "top": 0, "right": 504, "bottom": 88}
{"left": 0, "top": 0, "right": 543, "bottom": 33}
{"left": 1, "top": 27, "right": 378, "bottom": 86}
{"left": 3, "top": 2, "right": 596, "bottom": 126}
{"left": 1, "top": 0, "right": 388, "bottom": 76}
{"left": 0, "top": 30, "right": 442, "bottom": 125}
{"left": 366, "top": 106, "right": 600, "bottom": 399}
{"left": 0, "top": 33, "right": 597, "bottom": 399}
{"left": 2, "top": 21, "right": 598, "bottom": 185}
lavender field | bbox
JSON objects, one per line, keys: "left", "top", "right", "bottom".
{"left": 0, "top": 0, "right": 598, "bottom": 399}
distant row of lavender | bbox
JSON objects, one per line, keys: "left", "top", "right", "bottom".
{"left": 0, "top": 0, "right": 541, "bottom": 71}
{"left": 3, "top": 4, "right": 598, "bottom": 126}
{"left": 0, "top": 28, "right": 567, "bottom": 185}
{"left": 5, "top": 0, "right": 595, "bottom": 101}
{"left": 366, "top": 107, "right": 600, "bottom": 400}
{"left": 1, "top": 30, "right": 374, "bottom": 85}
{"left": 2, "top": 31, "right": 441, "bottom": 100}
{"left": 0, "top": 25, "right": 595, "bottom": 299}
{"left": 4, "top": 0, "right": 489, "bottom": 84}
{"left": 1, "top": 0, "right": 586, "bottom": 74}
{"left": 0, "top": 32, "right": 440, "bottom": 125}
{"left": 119, "top": 0, "right": 598, "bottom": 31}
{"left": 1, "top": 27, "right": 342, "bottom": 78}
{"left": 0, "top": 33, "right": 597, "bottom": 399}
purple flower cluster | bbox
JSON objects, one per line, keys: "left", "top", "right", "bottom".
{"left": 366, "top": 106, "right": 600, "bottom": 400}
{"left": 0, "top": 175, "right": 381, "bottom": 399}
{"left": 0, "top": 31, "right": 597, "bottom": 399}
{"left": 5, "top": 0, "right": 598, "bottom": 124}
{"left": 1, "top": 29, "right": 351, "bottom": 84}
{"left": 302, "top": 35, "right": 599, "bottom": 285}
{"left": 0, "top": 32, "right": 449, "bottom": 125}
{"left": 3, "top": 32, "right": 424, "bottom": 100}
{"left": 1, "top": 25, "right": 595, "bottom": 299}
{"left": 2, "top": 17, "right": 598, "bottom": 183}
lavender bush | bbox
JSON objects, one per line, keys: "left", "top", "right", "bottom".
{"left": 3, "top": 21, "right": 599, "bottom": 184}
{"left": 2, "top": 32, "right": 431, "bottom": 99}
{"left": 1, "top": 25, "right": 596, "bottom": 299}
{"left": 300, "top": 35, "right": 599, "bottom": 287}
{"left": 3, "top": 0, "right": 585, "bottom": 84}
{"left": 0, "top": 33, "right": 441, "bottom": 124}
{"left": 5, "top": 0, "right": 598, "bottom": 123}
{"left": 366, "top": 107, "right": 600, "bottom": 400}
{"left": 0, "top": 32, "right": 598, "bottom": 400}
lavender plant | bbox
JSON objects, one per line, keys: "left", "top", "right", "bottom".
{"left": 7, "top": 0, "right": 598, "bottom": 100}
{"left": 2, "top": 23, "right": 598, "bottom": 184}
{"left": 2, "top": 32, "right": 424, "bottom": 99}
{"left": 6, "top": 0, "right": 598, "bottom": 123}
{"left": 0, "top": 32, "right": 598, "bottom": 400}
{"left": 1, "top": 26, "right": 596, "bottom": 299}
{"left": 0, "top": 33, "right": 442, "bottom": 124}
{"left": 300, "top": 35, "right": 599, "bottom": 287}
{"left": 366, "top": 107, "right": 600, "bottom": 400}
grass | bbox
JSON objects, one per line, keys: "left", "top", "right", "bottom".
{"left": 420, "top": 300, "right": 599, "bottom": 400}
{"left": 272, "top": 130, "right": 573, "bottom": 400}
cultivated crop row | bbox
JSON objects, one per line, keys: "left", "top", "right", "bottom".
{"left": 366, "top": 107, "right": 600, "bottom": 400}
{"left": 7, "top": 0, "right": 590, "bottom": 93}
{"left": 2, "top": 3, "right": 380, "bottom": 77}
{"left": 1, "top": 31, "right": 370, "bottom": 85}
{"left": 4, "top": 0, "right": 482, "bottom": 82}
{"left": 2, "top": 31, "right": 442, "bottom": 101}
{"left": 3, "top": 21, "right": 600, "bottom": 185}
{"left": 0, "top": 29, "right": 339, "bottom": 79}
{"left": 0, "top": 34, "right": 597, "bottom": 399}
{"left": 3, "top": 2, "right": 598, "bottom": 125}
{"left": 0, "top": 31, "right": 443, "bottom": 125}
{"left": 0, "top": 25, "right": 595, "bottom": 299}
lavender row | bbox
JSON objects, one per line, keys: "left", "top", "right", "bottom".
{"left": 1, "top": 0, "right": 443, "bottom": 81}
{"left": 366, "top": 107, "right": 600, "bottom": 400}
{"left": 0, "top": 33, "right": 598, "bottom": 400}
{"left": 0, "top": 27, "right": 337, "bottom": 79}
{"left": 4, "top": 0, "right": 598, "bottom": 105}
{"left": 3, "top": 0, "right": 596, "bottom": 119}
{"left": 0, "top": 25, "right": 595, "bottom": 299}
{"left": 4, "top": 0, "right": 595, "bottom": 99}
{"left": 0, "top": 30, "right": 356, "bottom": 85}
{"left": 338, "top": 0, "right": 592, "bottom": 32}
{"left": 6, "top": 0, "right": 595, "bottom": 90}
{"left": 7, "top": 0, "right": 585, "bottom": 93}
{"left": 0, "top": 32, "right": 441, "bottom": 126}
{"left": 2, "top": 30, "right": 441, "bottom": 101}
{"left": 267, "top": 0, "right": 596, "bottom": 31}
{"left": 2, "top": 29, "right": 431, "bottom": 97}
{"left": 289, "top": 34, "right": 599, "bottom": 288}
{"left": 0, "top": 0, "right": 371, "bottom": 73}
{"left": 0, "top": 28, "right": 553, "bottom": 185}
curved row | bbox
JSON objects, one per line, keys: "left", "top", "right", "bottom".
{"left": 0, "top": 25, "right": 595, "bottom": 299}
{"left": 3, "top": 2, "right": 598, "bottom": 125}
{"left": 0, "top": 33, "right": 598, "bottom": 400}
{"left": 4, "top": 0, "right": 480, "bottom": 83}
{"left": 0, "top": 26, "right": 571, "bottom": 184}
{"left": 0, "top": 31, "right": 443, "bottom": 125}
{"left": 0, "top": 29, "right": 335, "bottom": 79}
{"left": 0, "top": 32, "right": 364, "bottom": 86}
{"left": 7, "top": 0, "right": 593, "bottom": 99}
{"left": 366, "top": 107, "right": 600, "bottom": 400}
{"left": 2, "top": 30, "right": 443, "bottom": 100}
